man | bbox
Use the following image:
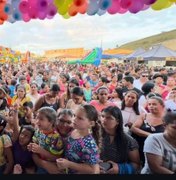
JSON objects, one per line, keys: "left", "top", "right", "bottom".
{"left": 122, "top": 76, "right": 142, "bottom": 97}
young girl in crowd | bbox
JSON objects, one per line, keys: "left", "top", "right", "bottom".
{"left": 0, "top": 115, "right": 14, "bottom": 174}
{"left": 28, "top": 107, "right": 64, "bottom": 174}
{"left": 56, "top": 104, "right": 101, "bottom": 174}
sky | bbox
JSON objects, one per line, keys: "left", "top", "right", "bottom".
{"left": 0, "top": 5, "right": 176, "bottom": 55}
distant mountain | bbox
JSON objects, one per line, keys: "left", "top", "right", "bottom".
{"left": 119, "top": 29, "right": 176, "bottom": 51}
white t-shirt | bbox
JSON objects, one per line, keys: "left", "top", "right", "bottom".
{"left": 141, "top": 133, "right": 176, "bottom": 174}
{"left": 165, "top": 99, "right": 176, "bottom": 112}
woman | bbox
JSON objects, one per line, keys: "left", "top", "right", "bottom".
{"left": 131, "top": 96, "right": 165, "bottom": 166}
{"left": 11, "top": 85, "right": 31, "bottom": 119}
{"left": 100, "top": 106, "right": 141, "bottom": 174}
{"left": 27, "top": 82, "right": 41, "bottom": 106}
{"left": 121, "top": 90, "right": 140, "bottom": 134}
{"left": 89, "top": 86, "right": 115, "bottom": 113}
{"left": 165, "top": 87, "right": 176, "bottom": 112}
{"left": 66, "top": 86, "right": 86, "bottom": 113}
{"left": 109, "top": 87, "right": 123, "bottom": 108}
{"left": 34, "top": 83, "right": 62, "bottom": 113}
{"left": 141, "top": 111, "right": 176, "bottom": 174}
{"left": 55, "top": 109, "right": 74, "bottom": 141}
{"left": 60, "top": 78, "right": 79, "bottom": 108}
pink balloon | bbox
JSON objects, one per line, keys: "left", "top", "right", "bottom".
{"left": 37, "top": 0, "right": 48, "bottom": 11}
{"left": 38, "top": 11, "right": 47, "bottom": 19}
{"left": 19, "top": 0, "right": 29, "bottom": 14}
{"left": 118, "top": 7, "right": 128, "bottom": 14}
{"left": 22, "top": 13, "right": 31, "bottom": 22}
{"left": 141, "top": 4, "right": 150, "bottom": 11}
{"left": 143, "top": 0, "right": 157, "bottom": 5}
{"left": 47, "top": 4, "right": 57, "bottom": 16}
{"left": 107, "top": 0, "right": 120, "bottom": 14}
{"left": 120, "top": 0, "right": 132, "bottom": 9}
{"left": 28, "top": 7, "right": 38, "bottom": 19}
{"left": 129, "top": 0, "right": 144, "bottom": 13}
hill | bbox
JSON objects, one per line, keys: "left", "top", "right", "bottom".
{"left": 119, "top": 29, "right": 176, "bottom": 51}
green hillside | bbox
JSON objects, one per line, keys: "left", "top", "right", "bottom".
{"left": 119, "top": 29, "right": 176, "bottom": 50}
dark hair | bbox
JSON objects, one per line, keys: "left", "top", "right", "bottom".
{"left": 23, "top": 101, "right": 33, "bottom": 109}
{"left": 50, "top": 83, "right": 60, "bottom": 92}
{"left": 100, "top": 77, "right": 108, "bottom": 83}
{"left": 101, "top": 106, "right": 128, "bottom": 162}
{"left": 19, "top": 75, "right": 26, "bottom": 81}
{"left": 11, "top": 79, "right": 17, "bottom": 86}
{"left": 0, "top": 115, "right": 7, "bottom": 135}
{"left": 115, "top": 88, "right": 124, "bottom": 101}
{"left": 141, "top": 82, "right": 155, "bottom": 96}
{"left": 152, "top": 73, "right": 164, "bottom": 80}
{"left": 81, "top": 104, "right": 102, "bottom": 150}
{"left": 57, "top": 108, "right": 74, "bottom": 118}
{"left": 41, "top": 82, "right": 48, "bottom": 89}
{"left": 60, "top": 73, "right": 70, "bottom": 82}
{"left": 96, "top": 86, "right": 109, "bottom": 94}
{"left": 121, "top": 90, "right": 140, "bottom": 115}
{"left": 68, "top": 78, "right": 79, "bottom": 86}
{"left": 19, "top": 125, "right": 35, "bottom": 139}
{"left": 163, "top": 111, "right": 176, "bottom": 125}
{"left": 123, "top": 76, "right": 134, "bottom": 84}
{"left": 71, "top": 86, "right": 84, "bottom": 96}
{"left": 38, "top": 107, "right": 57, "bottom": 126}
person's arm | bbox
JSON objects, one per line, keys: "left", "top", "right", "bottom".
{"left": 127, "top": 149, "right": 141, "bottom": 173}
{"left": 146, "top": 153, "right": 174, "bottom": 174}
{"left": 131, "top": 114, "right": 151, "bottom": 137}
{"left": 60, "top": 93, "right": 66, "bottom": 108}
{"left": 34, "top": 95, "right": 44, "bottom": 112}
{"left": 11, "top": 110, "right": 20, "bottom": 143}
{"left": 32, "top": 154, "right": 61, "bottom": 174}
{"left": 3, "top": 147, "right": 14, "bottom": 174}
{"left": 56, "top": 158, "right": 100, "bottom": 174}
{"left": 30, "top": 143, "right": 62, "bottom": 161}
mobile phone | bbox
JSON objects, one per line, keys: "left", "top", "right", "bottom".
{"left": 99, "top": 162, "right": 113, "bottom": 171}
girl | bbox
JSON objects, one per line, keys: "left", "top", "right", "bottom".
{"left": 56, "top": 104, "right": 101, "bottom": 174}
{"left": 28, "top": 107, "right": 64, "bottom": 174}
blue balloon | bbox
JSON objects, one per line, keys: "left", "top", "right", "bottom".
{"left": 12, "top": 11, "right": 22, "bottom": 21}
{"left": 87, "top": 1, "right": 99, "bottom": 15}
{"left": 99, "top": 0, "right": 112, "bottom": 10}
{"left": 97, "top": 9, "right": 106, "bottom": 16}
{"left": 4, "top": 4, "right": 13, "bottom": 15}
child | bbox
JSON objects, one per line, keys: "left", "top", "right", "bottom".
{"left": 0, "top": 115, "right": 14, "bottom": 174}
{"left": 28, "top": 107, "right": 64, "bottom": 174}
{"left": 12, "top": 125, "right": 36, "bottom": 174}
{"left": 56, "top": 104, "right": 101, "bottom": 174}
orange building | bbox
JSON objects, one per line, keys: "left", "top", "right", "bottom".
{"left": 44, "top": 48, "right": 88, "bottom": 60}
{"left": 103, "top": 48, "right": 133, "bottom": 55}
{"left": 44, "top": 47, "right": 133, "bottom": 61}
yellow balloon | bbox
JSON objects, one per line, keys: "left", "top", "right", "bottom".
{"left": 57, "top": 0, "right": 73, "bottom": 15}
{"left": 54, "top": 0, "right": 65, "bottom": 8}
{"left": 62, "top": 13, "right": 71, "bottom": 19}
{"left": 151, "top": 0, "right": 173, "bottom": 10}
{"left": 169, "top": 0, "right": 176, "bottom": 2}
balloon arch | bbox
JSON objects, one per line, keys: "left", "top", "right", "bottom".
{"left": 0, "top": 0, "right": 175, "bottom": 25}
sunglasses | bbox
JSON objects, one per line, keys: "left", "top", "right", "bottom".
{"left": 142, "top": 75, "right": 148, "bottom": 77}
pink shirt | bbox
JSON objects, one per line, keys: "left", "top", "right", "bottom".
{"left": 89, "top": 100, "right": 116, "bottom": 112}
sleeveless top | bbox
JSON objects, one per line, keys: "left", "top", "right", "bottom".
{"left": 41, "top": 95, "right": 60, "bottom": 112}
{"left": 131, "top": 114, "right": 165, "bottom": 165}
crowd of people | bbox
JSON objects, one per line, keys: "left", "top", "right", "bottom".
{"left": 0, "top": 60, "right": 176, "bottom": 174}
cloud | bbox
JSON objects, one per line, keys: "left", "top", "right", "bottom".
{"left": 0, "top": 6, "right": 176, "bottom": 55}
